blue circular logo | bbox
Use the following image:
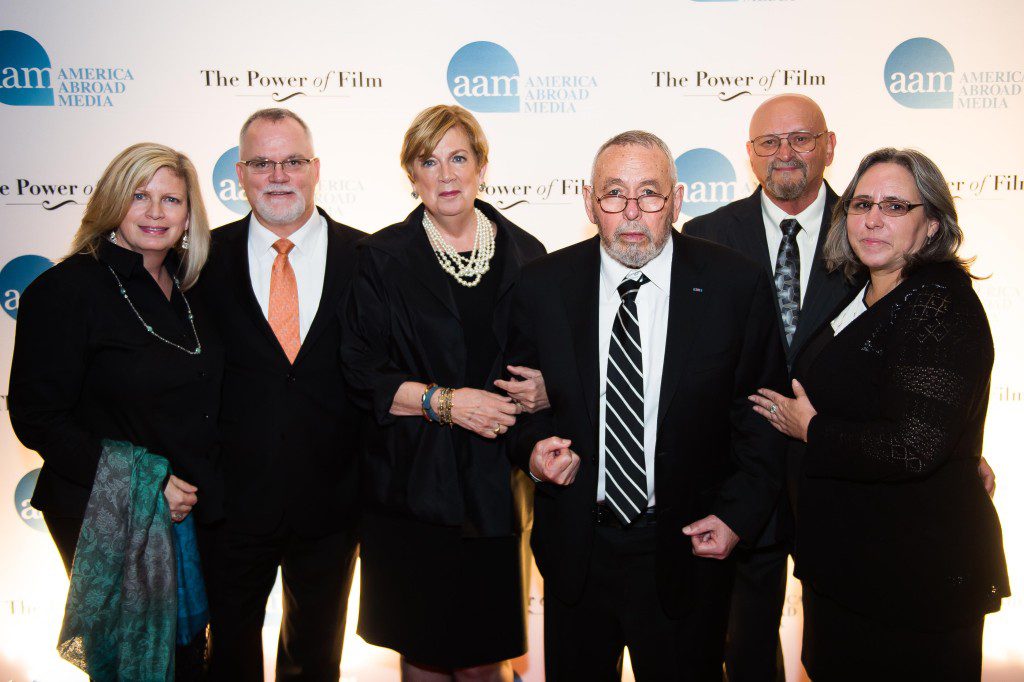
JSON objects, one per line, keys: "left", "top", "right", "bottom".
{"left": 212, "top": 146, "right": 249, "bottom": 215}
{"left": 14, "top": 468, "right": 45, "bottom": 531}
{"left": 0, "top": 30, "right": 54, "bottom": 106}
{"left": 884, "top": 38, "right": 955, "bottom": 109}
{"left": 675, "top": 148, "right": 740, "bottom": 217}
{"left": 447, "top": 41, "right": 520, "bottom": 113}
{"left": 0, "top": 254, "right": 54, "bottom": 320}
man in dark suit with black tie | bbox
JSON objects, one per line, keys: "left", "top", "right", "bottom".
{"left": 507, "top": 130, "right": 787, "bottom": 680}
{"left": 684, "top": 93, "right": 846, "bottom": 682}
{"left": 199, "top": 108, "right": 365, "bottom": 681}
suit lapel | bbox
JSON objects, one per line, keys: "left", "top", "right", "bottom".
{"left": 294, "top": 216, "right": 346, "bottom": 365}
{"left": 732, "top": 189, "right": 774, "bottom": 276}
{"left": 226, "top": 218, "right": 288, "bottom": 361}
{"left": 562, "top": 238, "right": 601, "bottom": 434}
{"left": 657, "top": 231, "right": 708, "bottom": 430}
{"left": 790, "top": 184, "right": 848, "bottom": 357}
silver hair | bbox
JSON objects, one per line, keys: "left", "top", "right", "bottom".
{"left": 239, "top": 108, "right": 314, "bottom": 150}
{"left": 590, "top": 130, "right": 677, "bottom": 185}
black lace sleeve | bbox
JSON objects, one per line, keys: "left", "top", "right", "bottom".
{"left": 804, "top": 280, "right": 992, "bottom": 482}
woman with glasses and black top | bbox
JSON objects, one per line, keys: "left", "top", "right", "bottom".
{"left": 749, "top": 148, "right": 1009, "bottom": 680}
{"left": 9, "top": 142, "right": 223, "bottom": 679}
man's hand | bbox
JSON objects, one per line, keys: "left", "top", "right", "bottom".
{"left": 528, "top": 436, "right": 580, "bottom": 486}
{"left": 682, "top": 515, "right": 740, "bottom": 560}
{"left": 978, "top": 456, "right": 996, "bottom": 498}
{"left": 164, "top": 475, "right": 198, "bottom": 523}
{"left": 494, "top": 365, "right": 550, "bottom": 413}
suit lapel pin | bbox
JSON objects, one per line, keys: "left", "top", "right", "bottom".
{"left": 692, "top": 287, "right": 703, "bottom": 293}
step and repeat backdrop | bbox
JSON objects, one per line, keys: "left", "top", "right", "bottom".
{"left": 2, "top": 1, "right": 1023, "bottom": 680}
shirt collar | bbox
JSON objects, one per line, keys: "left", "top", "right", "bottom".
{"left": 98, "top": 237, "right": 180, "bottom": 280}
{"left": 599, "top": 232, "right": 674, "bottom": 301}
{"left": 247, "top": 209, "right": 326, "bottom": 256}
{"left": 760, "top": 182, "right": 827, "bottom": 241}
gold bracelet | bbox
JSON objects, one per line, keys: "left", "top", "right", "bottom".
{"left": 440, "top": 387, "right": 454, "bottom": 426}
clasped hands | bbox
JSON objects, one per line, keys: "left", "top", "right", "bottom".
{"left": 529, "top": 437, "right": 740, "bottom": 559}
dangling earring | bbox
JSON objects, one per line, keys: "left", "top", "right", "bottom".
{"left": 411, "top": 190, "right": 419, "bottom": 199}
{"left": 109, "top": 230, "right": 118, "bottom": 244}
{"left": 478, "top": 182, "right": 487, "bottom": 192}
{"left": 181, "top": 231, "right": 190, "bottom": 251}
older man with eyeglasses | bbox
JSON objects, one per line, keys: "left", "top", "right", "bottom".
{"left": 197, "top": 107, "right": 366, "bottom": 681}
{"left": 684, "top": 93, "right": 996, "bottom": 682}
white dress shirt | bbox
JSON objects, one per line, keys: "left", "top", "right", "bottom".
{"left": 830, "top": 284, "right": 869, "bottom": 336}
{"left": 760, "top": 182, "right": 826, "bottom": 306}
{"left": 247, "top": 211, "right": 328, "bottom": 342}
{"left": 596, "top": 237, "right": 673, "bottom": 506}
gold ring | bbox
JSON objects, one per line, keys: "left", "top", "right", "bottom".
{"left": 494, "top": 425, "right": 501, "bottom": 435}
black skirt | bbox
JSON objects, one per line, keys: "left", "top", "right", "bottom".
{"left": 802, "top": 583, "right": 984, "bottom": 681}
{"left": 357, "top": 512, "right": 528, "bottom": 669}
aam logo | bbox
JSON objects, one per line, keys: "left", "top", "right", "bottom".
{"left": 0, "top": 30, "right": 54, "bottom": 106}
{"left": 447, "top": 41, "right": 520, "bottom": 113}
{"left": 212, "top": 146, "right": 249, "bottom": 215}
{"left": 675, "top": 148, "right": 743, "bottom": 218}
{"left": 885, "top": 37, "right": 955, "bottom": 109}
{"left": 15, "top": 468, "right": 45, "bottom": 531}
{"left": 0, "top": 254, "right": 54, "bottom": 319}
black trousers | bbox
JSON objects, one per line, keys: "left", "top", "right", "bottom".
{"left": 544, "top": 519, "right": 732, "bottom": 682}
{"left": 724, "top": 544, "right": 788, "bottom": 682}
{"left": 206, "top": 520, "right": 358, "bottom": 682}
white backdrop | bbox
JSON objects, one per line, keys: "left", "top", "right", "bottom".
{"left": 2, "top": 1, "right": 1023, "bottom": 679}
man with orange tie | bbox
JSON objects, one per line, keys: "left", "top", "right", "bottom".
{"left": 198, "top": 108, "right": 366, "bottom": 681}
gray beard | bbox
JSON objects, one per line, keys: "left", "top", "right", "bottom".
{"left": 763, "top": 158, "right": 809, "bottom": 201}
{"left": 252, "top": 185, "right": 307, "bottom": 225}
{"left": 601, "top": 219, "right": 670, "bottom": 268}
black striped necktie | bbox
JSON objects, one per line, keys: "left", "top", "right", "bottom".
{"left": 604, "top": 273, "right": 650, "bottom": 525}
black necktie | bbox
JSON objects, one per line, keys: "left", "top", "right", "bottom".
{"left": 775, "top": 219, "right": 801, "bottom": 347}
{"left": 604, "top": 273, "right": 650, "bottom": 525}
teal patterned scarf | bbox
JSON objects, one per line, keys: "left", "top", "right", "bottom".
{"left": 57, "top": 439, "right": 208, "bottom": 681}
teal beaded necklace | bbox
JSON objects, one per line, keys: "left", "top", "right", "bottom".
{"left": 107, "top": 265, "right": 202, "bottom": 356}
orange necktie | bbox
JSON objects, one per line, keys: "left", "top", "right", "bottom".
{"left": 269, "top": 238, "right": 300, "bottom": 363}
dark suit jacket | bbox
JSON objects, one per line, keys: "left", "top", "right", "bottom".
{"left": 684, "top": 183, "right": 860, "bottom": 546}
{"left": 684, "top": 184, "right": 853, "bottom": 368}
{"left": 340, "top": 200, "right": 546, "bottom": 537}
{"left": 197, "top": 207, "right": 366, "bottom": 537}
{"left": 507, "top": 229, "right": 788, "bottom": 617}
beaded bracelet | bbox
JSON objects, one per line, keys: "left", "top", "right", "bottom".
{"left": 421, "top": 383, "right": 440, "bottom": 422}
{"left": 438, "top": 387, "right": 454, "bottom": 426}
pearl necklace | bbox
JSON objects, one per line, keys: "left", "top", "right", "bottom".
{"left": 107, "top": 266, "right": 202, "bottom": 356}
{"left": 422, "top": 208, "right": 496, "bottom": 288}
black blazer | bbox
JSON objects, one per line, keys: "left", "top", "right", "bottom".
{"left": 684, "top": 183, "right": 854, "bottom": 367}
{"left": 340, "top": 200, "right": 546, "bottom": 537}
{"left": 196, "top": 207, "right": 366, "bottom": 536}
{"left": 507, "top": 229, "right": 788, "bottom": 617}
{"left": 684, "top": 183, "right": 860, "bottom": 546}
{"left": 9, "top": 241, "right": 223, "bottom": 522}
{"left": 793, "top": 262, "right": 1010, "bottom": 630}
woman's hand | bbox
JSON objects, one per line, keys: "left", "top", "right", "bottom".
{"left": 441, "top": 387, "right": 521, "bottom": 439}
{"left": 493, "top": 365, "right": 550, "bottom": 413}
{"left": 749, "top": 379, "right": 817, "bottom": 442}
{"left": 164, "top": 475, "right": 198, "bottom": 523}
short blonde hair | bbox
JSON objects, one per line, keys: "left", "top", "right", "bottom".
{"left": 67, "top": 142, "right": 210, "bottom": 289}
{"left": 400, "top": 104, "right": 489, "bottom": 181}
